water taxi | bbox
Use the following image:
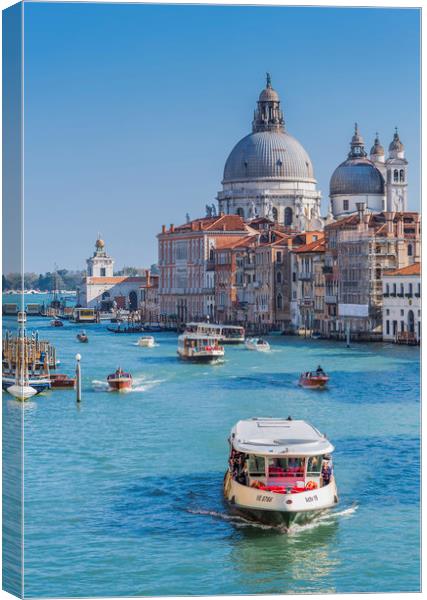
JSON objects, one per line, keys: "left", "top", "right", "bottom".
{"left": 177, "top": 333, "right": 224, "bottom": 362}
{"left": 50, "top": 319, "right": 64, "bottom": 327}
{"left": 107, "top": 368, "right": 133, "bottom": 391}
{"left": 223, "top": 417, "right": 338, "bottom": 529}
{"left": 49, "top": 373, "right": 76, "bottom": 389}
{"left": 71, "top": 308, "right": 97, "bottom": 323}
{"left": 185, "top": 323, "right": 245, "bottom": 344}
{"left": 137, "top": 336, "right": 155, "bottom": 347}
{"left": 245, "top": 337, "right": 270, "bottom": 352}
{"left": 299, "top": 366, "right": 329, "bottom": 389}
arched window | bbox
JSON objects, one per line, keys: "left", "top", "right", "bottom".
{"left": 400, "top": 169, "right": 405, "bottom": 182}
{"left": 284, "top": 207, "right": 293, "bottom": 226}
{"left": 393, "top": 169, "right": 399, "bottom": 182}
{"left": 277, "top": 293, "right": 283, "bottom": 310}
{"left": 276, "top": 271, "right": 282, "bottom": 284}
{"left": 272, "top": 207, "right": 278, "bottom": 222}
{"left": 209, "top": 247, "right": 214, "bottom": 261}
{"left": 236, "top": 207, "right": 244, "bottom": 218}
{"left": 408, "top": 244, "right": 413, "bottom": 256}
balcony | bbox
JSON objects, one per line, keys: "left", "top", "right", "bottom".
{"left": 298, "top": 272, "right": 313, "bottom": 281}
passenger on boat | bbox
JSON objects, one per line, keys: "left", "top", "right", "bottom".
{"left": 322, "top": 460, "right": 332, "bottom": 485}
{"left": 316, "top": 365, "right": 325, "bottom": 375}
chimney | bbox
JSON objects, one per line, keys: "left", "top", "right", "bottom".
{"left": 384, "top": 211, "right": 395, "bottom": 237}
{"left": 161, "top": 224, "right": 166, "bottom": 234}
{"left": 145, "top": 269, "right": 151, "bottom": 287}
{"left": 198, "top": 221, "right": 203, "bottom": 230}
{"left": 397, "top": 215, "right": 404, "bottom": 238}
{"left": 356, "top": 202, "right": 366, "bottom": 223}
{"left": 219, "top": 211, "right": 224, "bottom": 217}
{"left": 170, "top": 224, "right": 174, "bottom": 233}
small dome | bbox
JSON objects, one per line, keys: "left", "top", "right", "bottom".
{"left": 330, "top": 158, "right": 385, "bottom": 196}
{"left": 389, "top": 130, "right": 404, "bottom": 152}
{"left": 96, "top": 238, "right": 105, "bottom": 249}
{"left": 223, "top": 130, "right": 315, "bottom": 184}
{"left": 370, "top": 134, "right": 384, "bottom": 156}
{"left": 259, "top": 87, "right": 279, "bottom": 102}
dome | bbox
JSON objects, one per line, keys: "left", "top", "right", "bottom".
{"left": 330, "top": 158, "right": 385, "bottom": 196}
{"left": 370, "top": 135, "right": 384, "bottom": 156}
{"left": 389, "top": 130, "right": 404, "bottom": 153}
{"left": 259, "top": 87, "right": 279, "bottom": 102}
{"left": 223, "top": 130, "right": 315, "bottom": 184}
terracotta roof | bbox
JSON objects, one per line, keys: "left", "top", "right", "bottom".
{"left": 170, "top": 214, "right": 249, "bottom": 233}
{"left": 87, "top": 276, "right": 147, "bottom": 285}
{"left": 293, "top": 239, "right": 325, "bottom": 253}
{"left": 384, "top": 263, "right": 421, "bottom": 277}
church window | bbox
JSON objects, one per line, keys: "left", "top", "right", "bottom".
{"left": 284, "top": 207, "right": 293, "bottom": 226}
{"left": 272, "top": 207, "right": 278, "bottom": 221}
{"left": 400, "top": 170, "right": 405, "bottom": 182}
{"left": 209, "top": 247, "right": 214, "bottom": 261}
{"left": 387, "top": 170, "right": 392, "bottom": 183}
{"left": 408, "top": 244, "right": 413, "bottom": 256}
{"left": 343, "top": 199, "right": 349, "bottom": 211}
{"left": 100, "top": 267, "right": 106, "bottom": 277}
{"left": 394, "top": 169, "right": 399, "bottom": 182}
{"left": 277, "top": 293, "right": 283, "bottom": 310}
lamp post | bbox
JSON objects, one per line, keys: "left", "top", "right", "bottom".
{"left": 75, "top": 353, "right": 82, "bottom": 402}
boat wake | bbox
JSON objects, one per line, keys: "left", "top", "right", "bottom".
{"left": 187, "top": 503, "right": 358, "bottom": 535}
{"left": 91, "top": 376, "right": 164, "bottom": 393}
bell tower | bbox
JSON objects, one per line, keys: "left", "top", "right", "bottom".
{"left": 87, "top": 237, "right": 114, "bottom": 278}
{"left": 385, "top": 129, "right": 408, "bottom": 212}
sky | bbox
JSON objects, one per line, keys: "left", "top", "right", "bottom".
{"left": 22, "top": 3, "right": 420, "bottom": 273}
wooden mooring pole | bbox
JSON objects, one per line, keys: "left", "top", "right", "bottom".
{"left": 75, "top": 353, "right": 82, "bottom": 402}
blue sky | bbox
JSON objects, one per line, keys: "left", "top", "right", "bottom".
{"left": 23, "top": 3, "right": 420, "bottom": 272}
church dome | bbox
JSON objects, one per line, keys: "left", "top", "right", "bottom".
{"left": 223, "top": 130, "right": 315, "bottom": 183}
{"left": 389, "top": 129, "right": 404, "bottom": 153}
{"left": 330, "top": 159, "right": 385, "bottom": 196}
{"left": 330, "top": 124, "right": 385, "bottom": 196}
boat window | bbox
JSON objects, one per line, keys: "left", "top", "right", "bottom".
{"left": 247, "top": 455, "right": 265, "bottom": 476}
{"left": 307, "top": 456, "right": 322, "bottom": 476}
{"left": 267, "top": 457, "right": 304, "bottom": 477}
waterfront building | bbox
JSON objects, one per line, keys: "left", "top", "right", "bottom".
{"left": 157, "top": 214, "right": 254, "bottom": 323}
{"left": 77, "top": 238, "right": 158, "bottom": 313}
{"left": 329, "top": 125, "right": 408, "bottom": 219}
{"left": 217, "top": 75, "right": 323, "bottom": 231}
{"left": 382, "top": 262, "right": 421, "bottom": 344}
{"left": 291, "top": 236, "right": 326, "bottom": 334}
{"left": 322, "top": 206, "right": 420, "bottom": 339}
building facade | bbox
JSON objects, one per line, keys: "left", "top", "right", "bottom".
{"left": 382, "top": 263, "right": 420, "bottom": 343}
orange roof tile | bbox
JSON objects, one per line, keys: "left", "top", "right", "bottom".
{"left": 87, "top": 276, "right": 147, "bottom": 285}
{"left": 293, "top": 239, "right": 325, "bottom": 253}
{"left": 384, "top": 263, "right": 421, "bottom": 277}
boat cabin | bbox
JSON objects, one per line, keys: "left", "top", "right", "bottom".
{"left": 178, "top": 333, "right": 222, "bottom": 354}
{"left": 71, "top": 308, "right": 97, "bottom": 323}
{"left": 229, "top": 418, "right": 334, "bottom": 492}
{"left": 185, "top": 323, "right": 245, "bottom": 343}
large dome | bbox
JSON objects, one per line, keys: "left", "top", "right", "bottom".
{"left": 330, "top": 157, "right": 385, "bottom": 196}
{"left": 223, "top": 131, "right": 316, "bottom": 184}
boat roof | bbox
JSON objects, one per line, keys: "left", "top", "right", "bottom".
{"left": 179, "top": 332, "right": 220, "bottom": 340}
{"left": 230, "top": 418, "right": 334, "bottom": 457}
{"left": 186, "top": 322, "right": 243, "bottom": 330}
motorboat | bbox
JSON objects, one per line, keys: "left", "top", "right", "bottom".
{"left": 6, "top": 384, "right": 38, "bottom": 401}
{"left": 2, "top": 373, "right": 51, "bottom": 394}
{"left": 177, "top": 333, "right": 224, "bottom": 362}
{"left": 223, "top": 417, "right": 338, "bottom": 529}
{"left": 77, "top": 331, "right": 89, "bottom": 343}
{"left": 50, "top": 319, "right": 64, "bottom": 327}
{"left": 137, "top": 336, "right": 155, "bottom": 347}
{"left": 107, "top": 368, "right": 133, "bottom": 391}
{"left": 49, "top": 373, "right": 76, "bottom": 389}
{"left": 299, "top": 367, "right": 329, "bottom": 389}
{"left": 245, "top": 337, "right": 270, "bottom": 352}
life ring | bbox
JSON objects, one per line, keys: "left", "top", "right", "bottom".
{"left": 305, "top": 480, "right": 318, "bottom": 490}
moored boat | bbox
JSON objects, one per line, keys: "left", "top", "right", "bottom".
{"left": 223, "top": 417, "right": 338, "bottom": 529}
{"left": 177, "top": 333, "right": 224, "bottom": 362}
{"left": 6, "top": 384, "right": 38, "bottom": 401}
{"left": 137, "top": 336, "right": 155, "bottom": 347}
{"left": 50, "top": 373, "right": 76, "bottom": 389}
{"left": 299, "top": 366, "right": 329, "bottom": 389}
{"left": 2, "top": 374, "right": 51, "bottom": 394}
{"left": 245, "top": 337, "right": 270, "bottom": 352}
{"left": 107, "top": 368, "right": 133, "bottom": 391}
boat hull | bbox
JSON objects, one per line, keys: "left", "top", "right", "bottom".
{"left": 2, "top": 377, "right": 51, "bottom": 394}
{"left": 107, "top": 379, "right": 132, "bottom": 391}
{"left": 223, "top": 471, "right": 338, "bottom": 529}
{"left": 299, "top": 376, "right": 329, "bottom": 389}
{"left": 177, "top": 351, "right": 223, "bottom": 363}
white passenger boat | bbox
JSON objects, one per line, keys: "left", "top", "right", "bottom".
{"left": 185, "top": 323, "right": 245, "bottom": 344}
{"left": 137, "top": 335, "right": 155, "bottom": 347}
{"left": 224, "top": 417, "right": 338, "bottom": 528}
{"left": 245, "top": 337, "right": 270, "bottom": 352}
{"left": 177, "top": 333, "right": 224, "bottom": 362}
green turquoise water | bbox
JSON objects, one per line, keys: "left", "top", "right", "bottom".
{"left": 2, "top": 301, "right": 420, "bottom": 596}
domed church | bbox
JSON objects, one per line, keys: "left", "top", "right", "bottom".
{"left": 217, "top": 75, "right": 323, "bottom": 230}
{"left": 329, "top": 124, "right": 408, "bottom": 219}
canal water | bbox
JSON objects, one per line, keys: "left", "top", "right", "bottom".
{"left": 2, "top": 303, "right": 420, "bottom": 596}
